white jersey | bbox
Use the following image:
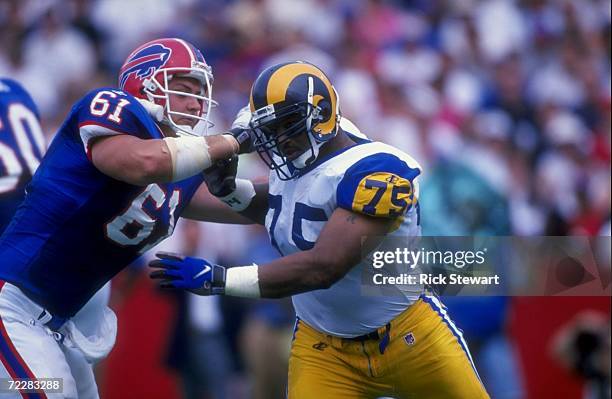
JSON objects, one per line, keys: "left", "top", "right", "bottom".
{"left": 266, "top": 135, "right": 424, "bottom": 337}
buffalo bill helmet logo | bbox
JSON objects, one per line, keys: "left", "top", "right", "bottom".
{"left": 119, "top": 44, "right": 172, "bottom": 89}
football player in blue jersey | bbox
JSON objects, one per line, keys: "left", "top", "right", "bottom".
{"left": 0, "top": 78, "right": 118, "bottom": 398}
{"left": 0, "top": 78, "right": 46, "bottom": 234}
{"left": 150, "top": 61, "right": 490, "bottom": 398}
{"left": 0, "top": 38, "right": 257, "bottom": 399}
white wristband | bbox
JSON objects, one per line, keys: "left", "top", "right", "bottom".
{"left": 219, "top": 178, "right": 256, "bottom": 211}
{"left": 225, "top": 264, "right": 260, "bottom": 297}
{"left": 163, "top": 136, "right": 212, "bottom": 181}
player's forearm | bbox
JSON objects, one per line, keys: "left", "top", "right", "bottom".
{"left": 126, "top": 141, "right": 173, "bottom": 185}
{"left": 149, "top": 240, "right": 356, "bottom": 298}
{"left": 98, "top": 137, "right": 229, "bottom": 186}
{"left": 226, "top": 216, "right": 384, "bottom": 298}
{"left": 227, "top": 250, "right": 347, "bottom": 298}
{"left": 183, "top": 202, "right": 253, "bottom": 224}
{"left": 205, "top": 134, "right": 240, "bottom": 160}
{"left": 92, "top": 136, "right": 172, "bottom": 185}
{"left": 238, "top": 182, "right": 269, "bottom": 225}
{"left": 92, "top": 133, "right": 241, "bottom": 186}
{"left": 183, "top": 185, "right": 253, "bottom": 224}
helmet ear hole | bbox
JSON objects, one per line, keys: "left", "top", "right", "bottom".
{"left": 318, "top": 101, "right": 331, "bottom": 120}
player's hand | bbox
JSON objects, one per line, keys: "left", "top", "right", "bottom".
{"left": 231, "top": 104, "right": 252, "bottom": 130}
{"left": 149, "top": 252, "right": 226, "bottom": 295}
{"left": 227, "top": 105, "right": 256, "bottom": 154}
{"left": 204, "top": 155, "right": 238, "bottom": 197}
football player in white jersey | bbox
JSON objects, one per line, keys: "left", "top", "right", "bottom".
{"left": 150, "top": 61, "right": 489, "bottom": 398}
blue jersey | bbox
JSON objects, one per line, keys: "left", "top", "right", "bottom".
{"left": 0, "top": 79, "right": 46, "bottom": 233}
{"left": 0, "top": 87, "right": 204, "bottom": 318}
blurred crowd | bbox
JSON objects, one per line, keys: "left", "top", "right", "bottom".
{"left": 1, "top": 0, "right": 610, "bottom": 238}
{"left": 1, "top": 0, "right": 610, "bottom": 398}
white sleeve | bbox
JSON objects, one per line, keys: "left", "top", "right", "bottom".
{"left": 79, "top": 124, "right": 124, "bottom": 155}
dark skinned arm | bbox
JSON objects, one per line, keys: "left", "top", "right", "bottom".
{"left": 257, "top": 207, "right": 392, "bottom": 298}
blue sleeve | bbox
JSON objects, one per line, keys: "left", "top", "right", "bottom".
{"left": 336, "top": 153, "right": 420, "bottom": 218}
{"left": 75, "top": 88, "right": 159, "bottom": 156}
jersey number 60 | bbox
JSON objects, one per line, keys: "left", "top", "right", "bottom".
{"left": 0, "top": 104, "right": 45, "bottom": 193}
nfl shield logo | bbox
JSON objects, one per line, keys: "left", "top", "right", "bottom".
{"left": 404, "top": 332, "right": 416, "bottom": 346}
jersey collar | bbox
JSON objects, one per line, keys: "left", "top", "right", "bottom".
{"left": 294, "top": 139, "right": 368, "bottom": 179}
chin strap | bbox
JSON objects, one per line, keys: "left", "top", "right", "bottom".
{"left": 290, "top": 134, "right": 321, "bottom": 169}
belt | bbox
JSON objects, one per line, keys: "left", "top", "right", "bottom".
{"left": 345, "top": 322, "right": 391, "bottom": 341}
{"left": 345, "top": 329, "right": 381, "bottom": 341}
{"left": 344, "top": 322, "right": 391, "bottom": 354}
{"left": 36, "top": 309, "right": 68, "bottom": 331}
{"left": 0, "top": 281, "right": 67, "bottom": 331}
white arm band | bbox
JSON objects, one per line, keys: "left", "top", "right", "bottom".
{"left": 163, "top": 136, "right": 212, "bottom": 181}
{"left": 225, "top": 264, "right": 260, "bottom": 298}
{"left": 219, "top": 178, "right": 256, "bottom": 211}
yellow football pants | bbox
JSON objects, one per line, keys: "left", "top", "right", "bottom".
{"left": 287, "top": 295, "right": 490, "bottom": 399}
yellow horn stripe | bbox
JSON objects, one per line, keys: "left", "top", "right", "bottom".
{"left": 266, "top": 63, "right": 334, "bottom": 106}
{"left": 316, "top": 117, "right": 336, "bottom": 136}
{"left": 312, "top": 93, "right": 335, "bottom": 135}
{"left": 249, "top": 92, "right": 256, "bottom": 112}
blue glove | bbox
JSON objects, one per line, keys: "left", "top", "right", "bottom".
{"left": 149, "top": 252, "right": 226, "bottom": 295}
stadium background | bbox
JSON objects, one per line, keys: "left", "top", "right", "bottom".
{"left": 1, "top": 0, "right": 610, "bottom": 398}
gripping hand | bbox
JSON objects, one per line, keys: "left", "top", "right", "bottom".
{"left": 149, "top": 252, "right": 226, "bottom": 295}
{"left": 227, "top": 105, "right": 256, "bottom": 154}
{"left": 204, "top": 155, "right": 238, "bottom": 197}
